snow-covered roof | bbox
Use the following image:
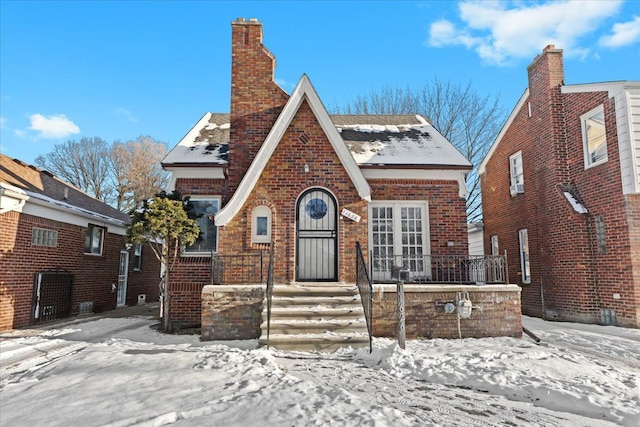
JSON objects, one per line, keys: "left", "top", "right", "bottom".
{"left": 0, "top": 154, "right": 128, "bottom": 225}
{"left": 163, "top": 113, "right": 470, "bottom": 169}
{"left": 336, "top": 116, "right": 471, "bottom": 168}
{"left": 162, "top": 113, "right": 230, "bottom": 166}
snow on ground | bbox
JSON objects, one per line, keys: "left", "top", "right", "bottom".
{"left": 1, "top": 312, "right": 638, "bottom": 427}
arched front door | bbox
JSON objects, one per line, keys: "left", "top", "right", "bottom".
{"left": 296, "top": 188, "right": 338, "bottom": 281}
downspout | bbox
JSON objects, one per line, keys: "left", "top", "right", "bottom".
{"left": 584, "top": 212, "right": 602, "bottom": 320}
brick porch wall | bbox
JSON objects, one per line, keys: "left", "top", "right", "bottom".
{"left": 200, "top": 284, "right": 522, "bottom": 341}
{"left": 372, "top": 284, "right": 522, "bottom": 339}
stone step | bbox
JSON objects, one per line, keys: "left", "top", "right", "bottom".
{"left": 262, "top": 319, "right": 367, "bottom": 335}
{"left": 261, "top": 283, "right": 369, "bottom": 352}
{"left": 267, "top": 307, "right": 365, "bottom": 321}
{"left": 269, "top": 295, "right": 361, "bottom": 307}
{"left": 271, "top": 285, "right": 358, "bottom": 297}
{"left": 259, "top": 333, "right": 370, "bottom": 352}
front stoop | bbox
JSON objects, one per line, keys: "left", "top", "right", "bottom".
{"left": 260, "top": 283, "right": 370, "bottom": 352}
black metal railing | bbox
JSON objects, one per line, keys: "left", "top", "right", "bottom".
{"left": 31, "top": 269, "right": 74, "bottom": 324}
{"left": 356, "top": 242, "right": 373, "bottom": 353}
{"left": 211, "top": 251, "right": 266, "bottom": 285}
{"left": 369, "top": 254, "right": 508, "bottom": 285}
{"left": 266, "top": 243, "right": 275, "bottom": 344}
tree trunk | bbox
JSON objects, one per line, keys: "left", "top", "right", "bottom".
{"left": 163, "top": 252, "right": 171, "bottom": 333}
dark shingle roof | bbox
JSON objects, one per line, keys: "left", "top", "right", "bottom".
{"left": 0, "top": 154, "right": 128, "bottom": 222}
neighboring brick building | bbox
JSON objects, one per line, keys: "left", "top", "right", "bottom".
{"left": 0, "top": 155, "right": 161, "bottom": 330}
{"left": 164, "top": 18, "right": 521, "bottom": 346}
{"left": 479, "top": 45, "right": 640, "bottom": 328}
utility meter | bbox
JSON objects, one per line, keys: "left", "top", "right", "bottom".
{"left": 456, "top": 291, "right": 473, "bottom": 319}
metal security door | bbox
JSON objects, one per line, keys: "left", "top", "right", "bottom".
{"left": 296, "top": 188, "right": 337, "bottom": 281}
{"left": 117, "top": 250, "right": 129, "bottom": 307}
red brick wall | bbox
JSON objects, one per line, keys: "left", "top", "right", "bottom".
{"left": 219, "top": 100, "right": 369, "bottom": 284}
{"left": 481, "top": 47, "right": 639, "bottom": 328}
{"left": 372, "top": 285, "right": 522, "bottom": 339}
{"left": 368, "top": 179, "right": 468, "bottom": 256}
{"left": 228, "top": 18, "right": 288, "bottom": 197}
{"left": 0, "top": 211, "right": 160, "bottom": 330}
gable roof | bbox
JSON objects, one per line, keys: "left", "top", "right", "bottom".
{"left": 163, "top": 113, "right": 470, "bottom": 169}
{"left": 478, "top": 88, "right": 529, "bottom": 175}
{"left": 335, "top": 115, "right": 471, "bottom": 168}
{"left": 162, "top": 113, "right": 230, "bottom": 166}
{"left": 0, "top": 154, "right": 128, "bottom": 225}
{"left": 215, "top": 74, "right": 371, "bottom": 226}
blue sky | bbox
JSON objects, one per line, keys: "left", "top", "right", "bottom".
{"left": 1, "top": 0, "right": 639, "bottom": 165}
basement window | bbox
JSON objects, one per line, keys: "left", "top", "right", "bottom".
{"left": 582, "top": 105, "right": 607, "bottom": 168}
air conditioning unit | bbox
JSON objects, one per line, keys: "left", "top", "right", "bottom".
{"left": 510, "top": 184, "right": 525, "bottom": 195}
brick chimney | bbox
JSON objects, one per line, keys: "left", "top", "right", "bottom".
{"left": 228, "top": 18, "right": 289, "bottom": 199}
{"left": 527, "top": 45, "right": 564, "bottom": 94}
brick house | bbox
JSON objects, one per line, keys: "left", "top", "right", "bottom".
{"left": 164, "top": 18, "right": 522, "bottom": 348}
{"left": 479, "top": 45, "right": 640, "bottom": 328}
{"left": 0, "top": 154, "right": 161, "bottom": 330}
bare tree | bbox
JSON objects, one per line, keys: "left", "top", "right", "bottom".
{"left": 341, "top": 77, "right": 505, "bottom": 222}
{"left": 35, "top": 137, "right": 112, "bottom": 202}
{"left": 36, "top": 135, "right": 169, "bottom": 212}
{"left": 111, "top": 136, "right": 170, "bottom": 212}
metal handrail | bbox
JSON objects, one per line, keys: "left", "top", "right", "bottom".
{"left": 356, "top": 242, "right": 373, "bottom": 353}
{"left": 266, "top": 243, "right": 275, "bottom": 344}
{"left": 210, "top": 252, "right": 266, "bottom": 285}
{"left": 369, "top": 253, "right": 508, "bottom": 285}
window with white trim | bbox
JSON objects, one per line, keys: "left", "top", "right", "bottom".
{"left": 84, "top": 225, "right": 105, "bottom": 255}
{"left": 595, "top": 215, "right": 606, "bottom": 254}
{"left": 490, "top": 235, "right": 499, "bottom": 256}
{"left": 509, "top": 151, "right": 524, "bottom": 195}
{"left": 32, "top": 227, "right": 58, "bottom": 247}
{"left": 184, "top": 196, "right": 220, "bottom": 255}
{"left": 251, "top": 205, "right": 272, "bottom": 244}
{"left": 370, "top": 202, "right": 429, "bottom": 281}
{"left": 518, "top": 228, "right": 531, "bottom": 284}
{"left": 133, "top": 243, "right": 142, "bottom": 270}
{"left": 582, "top": 105, "right": 607, "bottom": 168}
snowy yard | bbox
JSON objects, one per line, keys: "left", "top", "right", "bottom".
{"left": 1, "top": 311, "right": 638, "bottom": 427}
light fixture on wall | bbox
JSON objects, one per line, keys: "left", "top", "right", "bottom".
{"left": 304, "top": 164, "right": 310, "bottom": 173}
{"left": 125, "top": 243, "right": 132, "bottom": 250}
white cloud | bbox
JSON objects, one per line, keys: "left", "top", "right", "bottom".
{"left": 115, "top": 107, "right": 138, "bottom": 123}
{"left": 28, "top": 114, "right": 80, "bottom": 139}
{"left": 428, "top": 0, "right": 625, "bottom": 66}
{"left": 600, "top": 15, "right": 640, "bottom": 48}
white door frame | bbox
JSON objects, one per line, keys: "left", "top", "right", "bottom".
{"left": 117, "top": 250, "right": 129, "bottom": 307}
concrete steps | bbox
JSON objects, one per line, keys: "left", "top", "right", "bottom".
{"left": 260, "top": 283, "right": 370, "bottom": 352}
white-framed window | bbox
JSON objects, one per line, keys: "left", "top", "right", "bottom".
{"left": 133, "top": 243, "right": 142, "bottom": 270}
{"left": 518, "top": 228, "right": 531, "bottom": 284}
{"left": 184, "top": 196, "right": 221, "bottom": 255}
{"left": 369, "top": 201, "right": 430, "bottom": 281}
{"left": 32, "top": 227, "right": 58, "bottom": 247}
{"left": 581, "top": 105, "right": 607, "bottom": 168}
{"left": 84, "top": 225, "right": 105, "bottom": 255}
{"left": 509, "top": 151, "right": 524, "bottom": 196}
{"left": 251, "top": 205, "right": 272, "bottom": 244}
{"left": 490, "top": 235, "right": 499, "bottom": 256}
{"left": 595, "top": 215, "right": 606, "bottom": 254}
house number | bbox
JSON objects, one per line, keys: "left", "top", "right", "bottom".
{"left": 340, "top": 208, "right": 361, "bottom": 222}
